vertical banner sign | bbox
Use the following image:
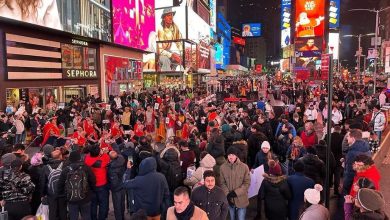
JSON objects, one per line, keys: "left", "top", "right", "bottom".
{"left": 321, "top": 54, "right": 330, "bottom": 80}
{"left": 329, "top": 0, "right": 340, "bottom": 28}
{"left": 385, "top": 47, "right": 390, "bottom": 74}
{"left": 281, "top": 0, "right": 292, "bottom": 47}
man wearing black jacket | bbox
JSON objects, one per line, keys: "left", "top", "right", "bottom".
{"left": 58, "top": 151, "right": 96, "bottom": 220}
{"left": 108, "top": 151, "right": 126, "bottom": 220}
{"left": 191, "top": 170, "right": 229, "bottom": 220}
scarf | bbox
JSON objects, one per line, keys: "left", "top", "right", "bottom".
{"left": 174, "top": 202, "right": 195, "bottom": 220}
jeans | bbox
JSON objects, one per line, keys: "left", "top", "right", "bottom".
{"left": 91, "top": 185, "right": 109, "bottom": 220}
{"left": 228, "top": 206, "right": 246, "bottom": 220}
{"left": 375, "top": 131, "right": 382, "bottom": 144}
{"left": 68, "top": 202, "right": 91, "bottom": 220}
{"left": 14, "top": 133, "right": 23, "bottom": 144}
{"left": 112, "top": 189, "right": 125, "bottom": 220}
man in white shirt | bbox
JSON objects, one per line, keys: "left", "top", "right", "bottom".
{"left": 331, "top": 106, "right": 343, "bottom": 125}
{"left": 304, "top": 104, "right": 318, "bottom": 123}
{"left": 371, "top": 105, "right": 386, "bottom": 143}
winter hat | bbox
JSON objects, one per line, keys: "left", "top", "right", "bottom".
{"left": 1, "top": 153, "right": 16, "bottom": 167}
{"left": 357, "top": 188, "right": 385, "bottom": 212}
{"left": 221, "top": 124, "right": 231, "bottom": 133}
{"left": 227, "top": 146, "right": 239, "bottom": 157}
{"left": 268, "top": 160, "right": 282, "bottom": 176}
{"left": 304, "top": 184, "right": 323, "bottom": 205}
{"left": 42, "top": 144, "right": 54, "bottom": 157}
{"left": 69, "top": 151, "right": 81, "bottom": 163}
{"left": 261, "top": 141, "right": 271, "bottom": 150}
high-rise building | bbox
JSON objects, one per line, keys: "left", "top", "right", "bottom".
{"left": 379, "top": 0, "right": 390, "bottom": 40}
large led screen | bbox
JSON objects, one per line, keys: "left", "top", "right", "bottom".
{"left": 0, "top": 0, "right": 112, "bottom": 42}
{"left": 295, "top": 37, "right": 322, "bottom": 57}
{"left": 281, "top": 0, "right": 291, "bottom": 47}
{"left": 328, "top": 33, "right": 339, "bottom": 60}
{"left": 242, "top": 23, "right": 262, "bottom": 37}
{"left": 329, "top": 0, "right": 340, "bottom": 28}
{"left": 295, "top": 0, "right": 325, "bottom": 38}
{"left": 210, "top": 0, "right": 217, "bottom": 33}
{"left": 113, "top": 0, "right": 156, "bottom": 51}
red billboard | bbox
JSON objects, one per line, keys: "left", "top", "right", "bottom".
{"left": 295, "top": 0, "right": 325, "bottom": 37}
{"left": 233, "top": 36, "right": 246, "bottom": 46}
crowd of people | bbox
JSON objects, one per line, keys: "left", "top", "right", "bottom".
{"left": 0, "top": 84, "right": 388, "bottom": 220}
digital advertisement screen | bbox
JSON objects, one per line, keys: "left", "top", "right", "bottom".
{"left": 281, "top": 28, "right": 291, "bottom": 48}
{"left": 328, "top": 33, "right": 339, "bottom": 60}
{"left": 329, "top": 0, "right": 340, "bottom": 28}
{"left": 242, "top": 23, "right": 262, "bottom": 37}
{"left": 105, "top": 55, "right": 142, "bottom": 84}
{"left": 112, "top": 0, "right": 156, "bottom": 51}
{"left": 281, "top": 0, "right": 291, "bottom": 47}
{"left": 210, "top": 0, "right": 217, "bottom": 32}
{"left": 295, "top": 0, "right": 325, "bottom": 37}
{"left": 295, "top": 37, "right": 322, "bottom": 57}
{"left": 0, "top": 0, "right": 112, "bottom": 42}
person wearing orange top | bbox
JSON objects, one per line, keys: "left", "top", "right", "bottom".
{"left": 156, "top": 111, "right": 166, "bottom": 143}
{"left": 41, "top": 116, "right": 61, "bottom": 146}
{"left": 134, "top": 120, "right": 145, "bottom": 138}
{"left": 71, "top": 126, "right": 87, "bottom": 147}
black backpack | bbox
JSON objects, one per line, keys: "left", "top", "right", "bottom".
{"left": 165, "top": 162, "right": 183, "bottom": 192}
{"left": 65, "top": 165, "right": 89, "bottom": 202}
{"left": 47, "top": 162, "right": 63, "bottom": 196}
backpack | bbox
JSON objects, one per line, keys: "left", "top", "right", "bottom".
{"left": 47, "top": 162, "right": 63, "bottom": 196}
{"left": 65, "top": 165, "right": 89, "bottom": 202}
{"left": 165, "top": 162, "right": 183, "bottom": 192}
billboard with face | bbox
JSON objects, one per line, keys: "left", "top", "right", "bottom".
{"left": 112, "top": 0, "right": 156, "bottom": 51}
{"left": 295, "top": 0, "right": 325, "bottom": 37}
{"left": 0, "top": 0, "right": 112, "bottom": 41}
{"left": 242, "top": 23, "right": 262, "bottom": 37}
{"left": 295, "top": 37, "right": 322, "bottom": 57}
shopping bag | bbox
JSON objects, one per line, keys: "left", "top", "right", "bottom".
{"left": 36, "top": 203, "right": 49, "bottom": 220}
{"left": 0, "top": 206, "right": 8, "bottom": 220}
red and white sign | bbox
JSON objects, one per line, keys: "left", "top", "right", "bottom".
{"left": 321, "top": 53, "right": 330, "bottom": 80}
{"left": 255, "top": 64, "right": 262, "bottom": 73}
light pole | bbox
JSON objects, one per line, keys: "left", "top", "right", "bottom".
{"left": 349, "top": 7, "right": 390, "bottom": 94}
{"left": 343, "top": 33, "right": 375, "bottom": 84}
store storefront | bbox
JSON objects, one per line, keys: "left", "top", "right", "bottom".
{"left": 0, "top": 23, "right": 100, "bottom": 110}
{"left": 100, "top": 45, "right": 143, "bottom": 100}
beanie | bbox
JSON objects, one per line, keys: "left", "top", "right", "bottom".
{"left": 304, "top": 184, "right": 323, "bottom": 205}
{"left": 1, "top": 153, "right": 16, "bottom": 167}
{"left": 357, "top": 188, "right": 385, "bottom": 212}
{"left": 268, "top": 160, "right": 282, "bottom": 176}
{"left": 261, "top": 141, "right": 271, "bottom": 150}
{"left": 42, "top": 144, "right": 54, "bottom": 157}
{"left": 226, "top": 146, "right": 239, "bottom": 157}
{"left": 69, "top": 151, "right": 81, "bottom": 163}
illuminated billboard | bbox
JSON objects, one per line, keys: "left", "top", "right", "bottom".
{"left": 329, "top": 0, "right": 340, "bottom": 28}
{"left": 210, "top": 0, "right": 217, "bottom": 32}
{"left": 281, "top": 0, "right": 292, "bottom": 47}
{"left": 217, "top": 13, "right": 231, "bottom": 70}
{"left": 0, "top": 0, "right": 111, "bottom": 42}
{"left": 328, "top": 33, "right": 339, "bottom": 60}
{"left": 295, "top": 37, "right": 322, "bottom": 57}
{"left": 295, "top": 0, "right": 325, "bottom": 37}
{"left": 242, "top": 23, "right": 262, "bottom": 37}
{"left": 112, "top": 0, "right": 156, "bottom": 51}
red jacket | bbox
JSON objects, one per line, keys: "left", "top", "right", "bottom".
{"left": 84, "top": 153, "right": 110, "bottom": 187}
{"left": 300, "top": 131, "right": 317, "bottom": 148}
{"left": 350, "top": 165, "right": 381, "bottom": 197}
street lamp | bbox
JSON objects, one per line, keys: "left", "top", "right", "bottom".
{"left": 349, "top": 6, "right": 390, "bottom": 94}
{"left": 343, "top": 33, "right": 375, "bottom": 83}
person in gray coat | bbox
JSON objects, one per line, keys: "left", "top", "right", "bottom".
{"left": 191, "top": 170, "right": 229, "bottom": 220}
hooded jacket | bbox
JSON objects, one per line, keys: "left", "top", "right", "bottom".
{"left": 184, "top": 154, "right": 216, "bottom": 188}
{"left": 123, "top": 157, "right": 170, "bottom": 216}
{"left": 219, "top": 158, "right": 250, "bottom": 208}
{"left": 258, "top": 174, "right": 292, "bottom": 220}
{"left": 107, "top": 154, "right": 126, "bottom": 191}
{"left": 350, "top": 164, "right": 381, "bottom": 197}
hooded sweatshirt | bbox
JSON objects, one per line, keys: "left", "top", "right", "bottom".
{"left": 123, "top": 157, "right": 170, "bottom": 216}
{"left": 350, "top": 165, "right": 381, "bottom": 197}
{"left": 184, "top": 154, "right": 216, "bottom": 188}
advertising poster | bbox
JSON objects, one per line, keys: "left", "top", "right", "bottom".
{"left": 295, "top": 37, "right": 322, "bottom": 57}
{"left": 329, "top": 0, "right": 340, "bottom": 28}
{"left": 155, "top": 6, "right": 186, "bottom": 72}
{"left": 295, "top": 0, "right": 325, "bottom": 37}
{"left": 328, "top": 33, "right": 339, "bottom": 59}
{"left": 295, "top": 57, "right": 319, "bottom": 80}
{"left": 105, "top": 55, "right": 142, "bottom": 84}
{"left": 321, "top": 54, "right": 330, "bottom": 80}
{"left": 210, "top": 0, "right": 217, "bottom": 32}
{"left": 386, "top": 47, "right": 390, "bottom": 73}
{"left": 112, "top": 0, "right": 156, "bottom": 51}
{"left": 281, "top": 0, "right": 291, "bottom": 47}
{"left": 0, "top": 0, "right": 111, "bottom": 41}
{"left": 242, "top": 23, "right": 262, "bottom": 37}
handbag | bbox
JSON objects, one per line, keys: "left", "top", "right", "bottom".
{"left": 36, "top": 203, "right": 49, "bottom": 220}
{"left": 0, "top": 206, "right": 8, "bottom": 220}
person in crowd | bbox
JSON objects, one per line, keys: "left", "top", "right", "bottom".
{"left": 179, "top": 140, "right": 196, "bottom": 178}
{"left": 349, "top": 154, "right": 380, "bottom": 198}
{"left": 28, "top": 152, "right": 44, "bottom": 213}
{"left": 40, "top": 146, "right": 66, "bottom": 220}
{"left": 257, "top": 159, "right": 291, "bottom": 220}
{"left": 331, "top": 105, "right": 343, "bottom": 126}
{"left": 191, "top": 170, "right": 229, "bottom": 220}
{"left": 84, "top": 145, "right": 111, "bottom": 220}
{"left": 286, "top": 137, "right": 307, "bottom": 175}
{"left": 371, "top": 105, "right": 386, "bottom": 144}
{"left": 159, "top": 142, "right": 183, "bottom": 197}
{"left": 287, "top": 160, "right": 315, "bottom": 220}
{"left": 252, "top": 141, "right": 272, "bottom": 172}
{"left": 247, "top": 124, "right": 268, "bottom": 168}
{"left": 300, "top": 147, "right": 326, "bottom": 184}
{"left": 206, "top": 127, "right": 226, "bottom": 186}
{"left": 343, "top": 129, "right": 371, "bottom": 195}
{"left": 107, "top": 150, "right": 126, "bottom": 220}
{"left": 184, "top": 152, "right": 216, "bottom": 189}
{"left": 123, "top": 157, "right": 170, "bottom": 219}
{"left": 344, "top": 188, "right": 388, "bottom": 220}
{"left": 220, "top": 146, "right": 251, "bottom": 220}
{"left": 166, "top": 186, "right": 209, "bottom": 220}
{"left": 324, "top": 124, "right": 343, "bottom": 196}
{"left": 58, "top": 151, "right": 96, "bottom": 220}
{"left": 300, "top": 122, "right": 318, "bottom": 149}
{"left": 304, "top": 104, "right": 318, "bottom": 123}
{"left": 0, "top": 159, "right": 35, "bottom": 220}
{"left": 300, "top": 184, "right": 329, "bottom": 220}
{"left": 291, "top": 113, "right": 305, "bottom": 136}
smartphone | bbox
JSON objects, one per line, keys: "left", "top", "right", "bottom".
{"left": 128, "top": 155, "right": 133, "bottom": 164}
